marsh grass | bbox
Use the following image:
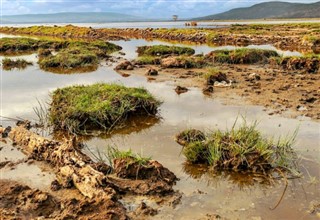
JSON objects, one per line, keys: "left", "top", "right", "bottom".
{"left": 176, "top": 119, "right": 299, "bottom": 176}
{"left": 2, "top": 58, "right": 33, "bottom": 70}
{"left": 208, "top": 48, "right": 279, "bottom": 64}
{"left": 38, "top": 41, "right": 121, "bottom": 72}
{"left": 135, "top": 55, "right": 161, "bottom": 65}
{"left": 137, "top": 45, "right": 195, "bottom": 56}
{"left": 49, "top": 83, "right": 161, "bottom": 134}
{"left": 0, "top": 37, "right": 121, "bottom": 72}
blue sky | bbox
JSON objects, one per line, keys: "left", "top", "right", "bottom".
{"left": 2, "top": 0, "right": 319, "bottom": 18}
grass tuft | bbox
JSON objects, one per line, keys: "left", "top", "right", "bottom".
{"left": 176, "top": 119, "right": 299, "bottom": 176}
{"left": 49, "top": 83, "right": 161, "bottom": 134}
{"left": 2, "top": 58, "right": 33, "bottom": 70}
{"left": 137, "top": 45, "right": 195, "bottom": 56}
{"left": 207, "top": 48, "right": 279, "bottom": 64}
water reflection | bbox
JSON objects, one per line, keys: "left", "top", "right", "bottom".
{"left": 182, "top": 162, "right": 276, "bottom": 189}
{"left": 52, "top": 115, "right": 161, "bottom": 142}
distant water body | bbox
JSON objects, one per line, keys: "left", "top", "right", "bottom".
{"left": 3, "top": 19, "right": 320, "bottom": 29}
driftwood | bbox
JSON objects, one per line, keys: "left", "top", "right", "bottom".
{"left": 9, "top": 126, "right": 177, "bottom": 197}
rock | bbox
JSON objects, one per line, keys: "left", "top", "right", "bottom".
{"left": 2, "top": 126, "right": 11, "bottom": 138}
{"left": 0, "top": 126, "right": 4, "bottom": 135}
{"left": 203, "top": 86, "right": 214, "bottom": 94}
{"left": 50, "top": 180, "right": 62, "bottom": 191}
{"left": 248, "top": 73, "right": 261, "bottom": 81}
{"left": 114, "top": 60, "right": 134, "bottom": 70}
{"left": 126, "top": 65, "right": 134, "bottom": 70}
{"left": 132, "top": 202, "right": 158, "bottom": 217}
{"left": 160, "top": 57, "right": 188, "bottom": 68}
{"left": 175, "top": 86, "right": 188, "bottom": 94}
{"left": 207, "top": 72, "right": 229, "bottom": 85}
{"left": 146, "top": 68, "right": 158, "bottom": 76}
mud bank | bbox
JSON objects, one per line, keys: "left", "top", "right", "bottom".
{"left": 1, "top": 126, "right": 179, "bottom": 219}
{"left": 0, "top": 23, "right": 319, "bottom": 53}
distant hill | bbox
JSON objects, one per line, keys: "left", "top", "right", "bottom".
{"left": 0, "top": 12, "right": 150, "bottom": 24}
{"left": 194, "top": 1, "right": 320, "bottom": 20}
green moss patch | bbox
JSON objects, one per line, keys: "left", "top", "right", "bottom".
{"left": 49, "top": 83, "right": 161, "bottom": 133}
{"left": 176, "top": 120, "right": 299, "bottom": 176}
{"left": 137, "top": 45, "right": 195, "bottom": 56}
{"left": 2, "top": 58, "right": 33, "bottom": 70}
{"left": 207, "top": 48, "right": 279, "bottom": 64}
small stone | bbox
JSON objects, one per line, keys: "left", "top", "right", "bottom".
{"left": 175, "top": 86, "right": 188, "bottom": 94}
{"left": 203, "top": 86, "right": 214, "bottom": 94}
{"left": 146, "top": 68, "right": 158, "bottom": 76}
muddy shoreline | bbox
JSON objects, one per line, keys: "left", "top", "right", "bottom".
{"left": 0, "top": 23, "right": 319, "bottom": 53}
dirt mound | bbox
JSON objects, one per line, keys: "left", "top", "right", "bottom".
{"left": 281, "top": 57, "right": 320, "bottom": 73}
{"left": 0, "top": 179, "right": 128, "bottom": 220}
{"left": 8, "top": 126, "right": 179, "bottom": 217}
{"left": 0, "top": 179, "right": 59, "bottom": 219}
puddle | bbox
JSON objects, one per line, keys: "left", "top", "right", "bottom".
{"left": 0, "top": 37, "right": 319, "bottom": 219}
{"left": 111, "top": 39, "right": 302, "bottom": 59}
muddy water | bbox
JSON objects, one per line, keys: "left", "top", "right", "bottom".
{"left": 0, "top": 38, "right": 319, "bottom": 219}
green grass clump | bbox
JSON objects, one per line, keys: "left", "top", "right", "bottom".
{"left": 39, "top": 46, "right": 99, "bottom": 71}
{"left": 49, "top": 83, "right": 161, "bottom": 134}
{"left": 135, "top": 55, "right": 161, "bottom": 65}
{"left": 0, "top": 37, "right": 121, "bottom": 72}
{"left": 208, "top": 48, "right": 279, "bottom": 64}
{"left": 137, "top": 45, "right": 195, "bottom": 56}
{"left": 176, "top": 119, "right": 299, "bottom": 175}
{"left": 106, "top": 146, "right": 151, "bottom": 167}
{"left": 38, "top": 40, "right": 121, "bottom": 73}
{"left": 2, "top": 58, "right": 33, "bottom": 70}
{"left": 0, "top": 37, "right": 39, "bottom": 55}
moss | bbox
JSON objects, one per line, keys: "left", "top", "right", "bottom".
{"left": 2, "top": 58, "right": 33, "bottom": 70}
{"left": 49, "top": 83, "right": 161, "bottom": 134}
{"left": 208, "top": 48, "right": 279, "bottom": 64}
{"left": 176, "top": 120, "right": 299, "bottom": 175}
{"left": 137, "top": 45, "right": 195, "bottom": 56}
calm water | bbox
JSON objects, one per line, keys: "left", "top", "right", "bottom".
{"left": 3, "top": 19, "right": 320, "bottom": 29}
{"left": 0, "top": 36, "right": 319, "bottom": 220}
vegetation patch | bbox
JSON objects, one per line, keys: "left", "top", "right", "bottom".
{"left": 206, "top": 48, "right": 279, "bottom": 64}
{"left": 38, "top": 41, "right": 121, "bottom": 73}
{"left": 0, "top": 37, "right": 40, "bottom": 55}
{"left": 280, "top": 55, "right": 320, "bottom": 73}
{"left": 137, "top": 45, "right": 195, "bottom": 56}
{"left": 0, "top": 37, "right": 121, "bottom": 73}
{"left": 135, "top": 55, "right": 161, "bottom": 65}
{"left": 49, "top": 83, "right": 161, "bottom": 134}
{"left": 160, "top": 55, "right": 206, "bottom": 68}
{"left": 2, "top": 58, "right": 33, "bottom": 70}
{"left": 176, "top": 119, "right": 299, "bottom": 176}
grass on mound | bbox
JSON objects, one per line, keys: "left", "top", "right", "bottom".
{"left": 39, "top": 46, "right": 99, "bottom": 71}
{"left": 137, "top": 45, "right": 195, "bottom": 56}
{"left": 208, "top": 48, "right": 279, "bottom": 64}
{"left": 0, "top": 37, "right": 121, "bottom": 72}
{"left": 176, "top": 119, "right": 299, "bottom": 176}
{"left": 2, "top": 58, "right": 33, "bottom": 70}
{"left": 49, "top": 83, "right": 161, "bottom": 134}
{"left": 0, "top": 37, "right": 39, "bottom": 55}
{"left": 38, "top": 41, "right": 121, "bottom": 72}
{"left": 135, "top": 55, "right": 161, "bottom": 65}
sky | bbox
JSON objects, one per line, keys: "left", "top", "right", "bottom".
{"left": 1, "top": 0, "right": 319, "bottom": 18}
